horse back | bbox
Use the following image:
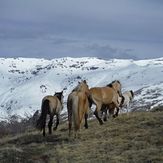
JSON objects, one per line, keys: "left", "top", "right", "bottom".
{"left": 78, "top": 91, "right": 89, "bottom": 109}
{"left": 67, "top": 91, "right": 89, "bottom": 123}
{"left": 42, "top": 95, "right": 62, "bottom": 114}
{"left": 90, "top": 87, "right": 114, "bottom": 104}
{"left": 68, "top": 91, "right": 89, "bottom": 109}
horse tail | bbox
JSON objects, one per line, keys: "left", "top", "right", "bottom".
{"left": 71, "top": 95, "right": 80, "bottom": 131}
{"left": 67, "top": 95, "right": 73, "bottom": 135}
{"left": 130, "top": 90, "right": 134, "bottom": 98}
{"left": 120, "top": 95, "right": 125, "bottom": 107}
{"left": 36, "top": 99, "right": 49, "bottom": 131}
{"left": 88, "top": 95, "right": 93, "bottom": 108}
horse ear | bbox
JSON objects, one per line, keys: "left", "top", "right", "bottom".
{"left": 78, "top": 81, "right": 80, "bottom": 84}
{"left": 83, "top": 80, "right": 87, "bottom": 84}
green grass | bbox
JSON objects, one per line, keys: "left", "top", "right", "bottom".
{"left": 0, "top": 111, "right": 163, "bottom": 163}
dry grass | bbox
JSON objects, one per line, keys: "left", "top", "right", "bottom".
{"left": 0, "top": 111, "right": 162, "bottom": 163}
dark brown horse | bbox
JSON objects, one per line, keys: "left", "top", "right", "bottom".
{"left": 67, "top": 80, "right": 90, "bottom": 138}
{"left": 89, "top": 80, "right": 122, "bottom": 125}
{"left": 36, "top": 91, "right": 63, "bottom": 136}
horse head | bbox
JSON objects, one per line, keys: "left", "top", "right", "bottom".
{"left": 73, "top": 80, "right": 90, "bottom": 96}
{"left": 79, "top": 80, "right": 90, "bottom": 95}
{"left": 54, "top": 91, "right": 64, "bottom": 103}
{"left": 107, "top": 80, "right": 122, "bottom": 96}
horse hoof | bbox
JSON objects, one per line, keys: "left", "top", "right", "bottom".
{"left": 84, "top": 125, "right": 88, "bottom": 129}
{"left": 100, "top": 121, "right": 104, "bottom": 125}
{"left": 113, "top": 115, "right": 116, "bottom": 118}
{"left": 53, "top": 127, "right": 57, "bottom": 131}
{"left": 103, "top": 118, "right": 107, "bottom": 122}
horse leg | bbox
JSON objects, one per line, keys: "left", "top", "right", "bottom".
{"left": 42, "top": 115, "right": 47, "bottom": 137}
{"left": 68, "top": 106, "right": 72, "bottom": 137}
{"left": 74, "top": 131, "right": 78, "bottom": 139}
{"left": 84, "top": 113, "right": 88, "bottom": 129}
{"left": 94, "top": 110, "right": 103, "bottom": 125}
{"left": 53, "top": 114, "right": 59, "bottom": 131}
{"left": 94, "top": 104, "right": 103, "bottom": 125}
{"left": 103, "top": 107, "right": 108, "bottom": 122}
{"left": 126, "top": 103, "right": 130, "bottom": 113}
{"left": 43, "top": 125, "right": 46, "bottom": 137}
{"left": 48, "top": 115, "right": 53, "bottom": 135}
{"left": 113, "top": 102, "right": 120, "bottom": 118}
{"left": 112, "top": 107, "right": 119, "bottom": 118}
{"left": 115, "top": 107, "right": 119, "bottom": 117}
{"left": 42, "top": 114, "right": 47, "bottom": 137}
{"left": 68, "top": 117, "right": 72, "bottom": 137}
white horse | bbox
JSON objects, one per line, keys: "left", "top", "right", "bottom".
{"left": 120, "top": 90, "right": 134, "bottom": 112}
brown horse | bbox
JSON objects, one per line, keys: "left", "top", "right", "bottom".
{"left": 89, "top": 80, "right": 122, "bottom": 125}
{"left": 102, "top": 90, "right": 134, "bottom": 121}
{"left": 36, "top": 91, "right": 63, "bottom": 137}
{"left": 101, "top": 96, "right": 123, "bottom": 121}
{"left": 67, "top": 80, "right": 90, "bottom": 138}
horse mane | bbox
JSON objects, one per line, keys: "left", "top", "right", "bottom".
{"left": 116, "top": 80, "right": 120, "bottom": 84}
{"left": 72, "top": 80, "right": 88, "bottom": 92}
{"left": 106, "top": 80, "right": 121, "bottom": 87}
{"left": 106, "top": 83, "right": 113, "bottom": 87}
{"left": 120, "top": 95, "right": 125, "bottom": 107}
{"left": 72, "top": 85, "right": 80, "bottom": 92}
{"left": 54, "top": 92, "right": 63, "bottom": 102}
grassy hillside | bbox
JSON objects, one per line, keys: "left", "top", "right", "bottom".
{"left": 0, "top": 111, "right": 162, "bottom": 163}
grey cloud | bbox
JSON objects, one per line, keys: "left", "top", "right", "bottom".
{"left": 0, "top": 0, "right": 163, "bottom": 59}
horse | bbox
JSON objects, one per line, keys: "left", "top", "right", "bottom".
{"left": 36, "top": 91, "right": 64, "bottom": 137}
{"left": 102, "top": 90, "right": 134, "bottom": 121}
{"left": 101, "top": 96, "right": 123, "bottom": 121}
{"left": 67, "top": 80, "right": 90, "bottom": 138}
{"left": 89, "top": 80, "right": 122, "bottom": 125}
{"left": 120, "top": 90, "right": 134, "bottom": 112}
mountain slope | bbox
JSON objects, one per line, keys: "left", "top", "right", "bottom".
{"left": 0, "top": 57, "right": 163, "bottom": 120}
{"left": 0, "top": 111, "right": 162, "bottom": 163}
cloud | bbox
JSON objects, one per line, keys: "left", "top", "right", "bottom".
{"left": 0, "top": 0, "right": 163, "bottom": 59}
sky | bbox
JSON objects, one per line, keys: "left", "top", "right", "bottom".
{"left": 0, "top": 0, "right": 163, "bottom": 60}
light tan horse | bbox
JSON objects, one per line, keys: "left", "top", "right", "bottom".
{"left": 36, "top": 91, "right": 63, "bottom": 137}
{"left": 89, "top": 80, "right": 122, "bottom": 124}
{"left": 67, "top": 80, "right": 90, "bottom": 138}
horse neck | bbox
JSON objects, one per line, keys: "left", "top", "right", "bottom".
{"left": 73, "top": 84, "right": 88, "bottom": 93}
{"left": 124, "top": 91, "right": 133, "bottom": 101}
{"left": 72, "top": 85, "right": 79, "bottom": 92}
{"left": 113, "top": 86, "right": 121, "bottom": 96}
{"left": 109, "top": 82, "right": 121, "bottom": 95}
{"left": 55, "top": 95, "right": 63, "bottom": 104}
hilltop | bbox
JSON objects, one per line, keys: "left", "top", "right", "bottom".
{"left": 0, "top": 111, "right": 162, "bottom": 163}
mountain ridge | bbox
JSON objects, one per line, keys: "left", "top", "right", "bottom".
{"left": 0, "top": 57, "right": 163, "bottom": 120}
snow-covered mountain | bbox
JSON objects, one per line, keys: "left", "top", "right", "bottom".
{"left": 0, "top": 57, "right": 163, "bottom": 121}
